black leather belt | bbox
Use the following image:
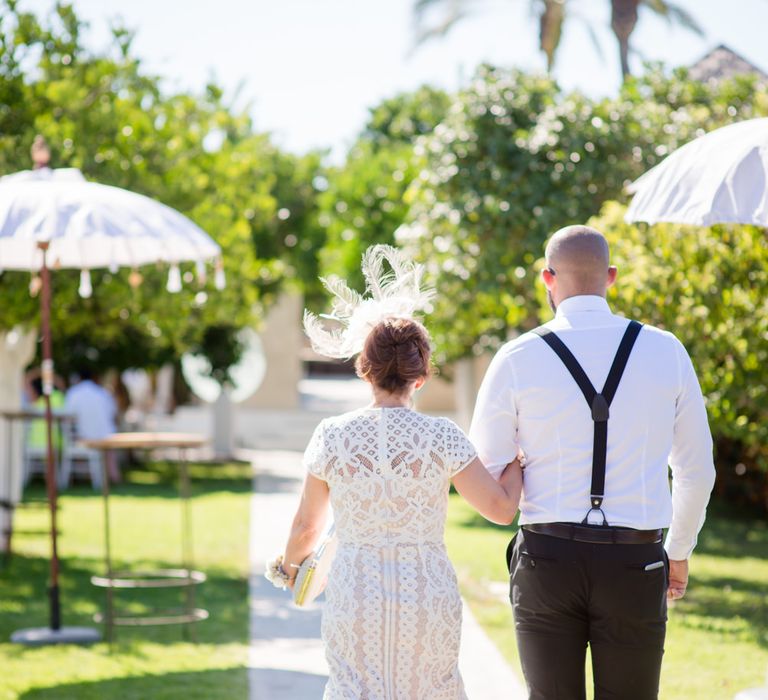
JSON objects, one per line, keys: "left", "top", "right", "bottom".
{"left": 523, "top": 522, "right": 663, "bottom": 545}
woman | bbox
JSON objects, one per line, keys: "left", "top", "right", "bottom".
{"left": 268, "top": 247, "right": 522, "bottom": 700}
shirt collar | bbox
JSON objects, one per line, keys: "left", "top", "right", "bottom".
{"left": 555, "top": 295, "right": 612, "bottom": 318}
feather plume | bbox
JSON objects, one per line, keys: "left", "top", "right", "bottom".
{"left": 303, "top": 244, "right": 434, "bottom": 359}
{"left": 320, "top": 275, "right": 364, "bottom": 320}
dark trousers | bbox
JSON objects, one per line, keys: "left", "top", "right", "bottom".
{"left": 508, "top": 528, "right": 668, "bottom": 700}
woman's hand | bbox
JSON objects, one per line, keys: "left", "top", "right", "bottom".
{"left": 453, "top": 455, "right": 523, "bottom": 526}
{"left": 282, "top": 473, "right": 330, "bottom": 585}
{"left": 500, "top": 455, "right": 524, "bottom": 484}
{"left": 499, "top": 455, "right": 524, "bottom": 501}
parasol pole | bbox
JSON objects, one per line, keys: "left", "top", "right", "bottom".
{"left": 38, "top": 240, "right": 61, "bottom": 630}
{"left": 10, "top": 231, "right": 99, "bottom": 645}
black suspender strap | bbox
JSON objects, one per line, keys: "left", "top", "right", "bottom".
{"left": 532, "top": 320, "right": 643, "bottom": 526}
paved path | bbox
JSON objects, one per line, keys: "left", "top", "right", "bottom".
{"left": 248, "top": 449, "right": 527, "bottom": 700}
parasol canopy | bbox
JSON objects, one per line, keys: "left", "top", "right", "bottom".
{"left": 0, "top": 167, "right": 221, "bottom": 272}
{"left": 625, "top": 117, "right": 768, "bottom": 227}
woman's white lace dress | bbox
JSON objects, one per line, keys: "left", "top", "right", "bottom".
{"left": 304, "top": 407, "right": 477, "bottom": 700}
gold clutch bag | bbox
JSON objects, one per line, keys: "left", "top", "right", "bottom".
{"left": 293, "top": 526, "right": 338, "bottom": 607}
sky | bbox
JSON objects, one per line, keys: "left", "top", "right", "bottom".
{"left": 23, "top": 0, "right": 768, "bottom": 158}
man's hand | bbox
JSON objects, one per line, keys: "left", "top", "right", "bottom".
{"left": 667, "top": 559, "right": 688, "bottom": 600}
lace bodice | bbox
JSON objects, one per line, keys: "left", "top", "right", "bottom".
{"left": 304, "top": 408, "right": 476, "bottom": 546}
{"left": 305, "top": 407, "right": 476, "bottom": 699}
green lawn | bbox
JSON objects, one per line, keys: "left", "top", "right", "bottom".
{"left": 0, "top": 462, "right": 252, "bottom": 700}
{"left": 445, "top": 494, "right": 768, "bottom": 700}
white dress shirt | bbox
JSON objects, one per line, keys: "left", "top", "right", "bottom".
{"left": 64, "top": 380, "right": 117, "bottom": 440}
{"left": 469, "top": 295, "right": 716, "bottom": 560}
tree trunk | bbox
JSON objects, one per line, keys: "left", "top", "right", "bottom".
{"left": 610, "top": 0, "right": 640, "bottom": 80}
{"left": 539, "top": 0, "right": 565, "bottom": 74}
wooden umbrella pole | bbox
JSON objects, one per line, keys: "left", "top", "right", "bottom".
{"left": 38, "top": 241, "right": 61, "bottom": 631}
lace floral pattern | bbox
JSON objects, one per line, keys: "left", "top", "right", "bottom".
{"left": 304, "top": 408, "right": 476, "bottom": 700}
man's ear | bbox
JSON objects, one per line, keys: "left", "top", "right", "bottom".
{"left": 541, "top": 267, "right": 555, "bottom": 289}
{"left": 607, "top": 266, "right": 618, "bottom": 288}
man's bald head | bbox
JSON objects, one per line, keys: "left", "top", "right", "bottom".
{"left": 546, "top": 225, "right": 611, "bottom": 289}
{"left": 542, "top": 225, "right": 616, "bottom": 308}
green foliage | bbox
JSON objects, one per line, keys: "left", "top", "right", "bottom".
{"left": 188, "top": 325, "right": 245, "bottom": 386}
{"left": 318, "top": 142, "right": 418, "bottom": 294}
{"left": 0, "top": 1, "right": 322, "bottom": 375}
{"left": 316, "top": 86, "right": 449, "bottom": 296}
{"left": 593, "top": 201, "right": 768, "bottom": 495}
{"left": 397, "top": 64, "right": 768, "bottom": 364}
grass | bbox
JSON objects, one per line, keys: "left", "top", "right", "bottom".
{"left": 5, "top": 460, "right": 765, "bottom": 699}
{"left": 0, "top": 461, "right": 252, "bottom": 700}
{"left": 444, "top": 494, "right": 768, "bottom": 700}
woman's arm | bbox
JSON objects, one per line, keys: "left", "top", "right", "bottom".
{"left": 452, "top": 457, "right": 523, "bottom": 525}
{"left": 281, "top": 473, "right": 331, "bottom": 587}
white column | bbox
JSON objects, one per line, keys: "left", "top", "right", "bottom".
{"left": 241, "top": 292, "right": 302, "bottom": 410}
{"left": 212, "top": 388, "right": 234, "bottom": 459}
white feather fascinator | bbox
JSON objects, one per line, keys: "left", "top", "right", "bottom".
{"left": 303, "top": 244, "right": 435, "bottom": 359}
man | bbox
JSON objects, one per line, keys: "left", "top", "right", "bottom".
{"left": 65, "top": 368, "right": 120, "bottom": 483}
{"left": 469, "top": 226, "right": 715, "bottom": 700}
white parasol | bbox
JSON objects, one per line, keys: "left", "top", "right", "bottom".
{"left": 625, "top": 117, "right": 768, "bottom": 227}
{"left": 0, "top": 165, "right": 224, "bottom": 291}
{"left": 0, "top": 137, "right": 224, "bottom": 645}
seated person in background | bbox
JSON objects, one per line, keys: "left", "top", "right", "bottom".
{"left": 65, "top": 368, "right": 120, "bottom": 483}
{"left": 27, "top": 377, "right": 66, "bottom": 452}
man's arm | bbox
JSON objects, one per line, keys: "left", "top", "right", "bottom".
{"left": 665, "top": 340, "right": 716, "bottom": 596}
{"left": 468, "top": 346, "right": 519, "bottom": 479}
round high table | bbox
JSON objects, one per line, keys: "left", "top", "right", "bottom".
{"left": 83, "top": 432, "right": 208, "bottom": 642}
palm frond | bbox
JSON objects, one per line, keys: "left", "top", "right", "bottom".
{"left": 569, "top": 8, "right": 606, "bottom": 61}
{"left": 412, "top": 0, "right": 485, "bottom": 47}
{"left": 641, "top": 0, "right": 705, "bottom": 36}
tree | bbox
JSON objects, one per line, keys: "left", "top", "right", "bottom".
{"left": 0, "top": 1, "right": 319, "bottom": 378}
{"left": 412, "top": 0, "right": 703, "bottom": 81}
{"left": 316, "top": 86, "right": 450, "bottom": 294}
{"left": 396, "top": 64, "right": 768, "bottom": 364}
{"left": 388, "top": 64, "right": 768, "bottom": 507}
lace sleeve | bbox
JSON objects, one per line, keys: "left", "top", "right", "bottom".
{"left": 303, "top": 420, "right": 333, "bottom": 481}
{"left": 441, "top": 419, "right": 478, "bottom": 477}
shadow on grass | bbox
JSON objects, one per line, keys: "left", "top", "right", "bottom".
{"left": 675, "top": 570, "right": 768, "bottom": 650}
{"left": 23, "top": 461, "right": 254, "bottom": 503}
{"left": 694, "top": 504, "right": 768, "bottom": 560}
{"left": 18, "top": 668, "right": 249, "bottom": 700}
{"left": 0, "top": 552, "right": 248, "bottom": 648}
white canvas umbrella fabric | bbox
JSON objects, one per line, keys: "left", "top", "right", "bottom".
{"left": 0, "top": 167, "right": 221, "bottom": 271}
{"left": 625, "top": 117, "right": 768, "bottom": 227}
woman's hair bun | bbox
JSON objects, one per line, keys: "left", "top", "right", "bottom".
{"left": 355, "top": 317, "right": 432, "bottom": 394}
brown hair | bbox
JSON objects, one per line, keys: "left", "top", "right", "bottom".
{"left": 355, "top": 317, "right": 432, "bottom": 394}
